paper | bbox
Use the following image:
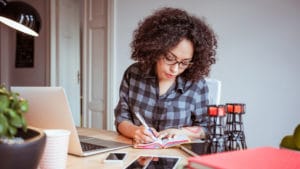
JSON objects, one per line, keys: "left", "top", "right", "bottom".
{"left": 134, "top": 135, "right": 190, "bottom": 149}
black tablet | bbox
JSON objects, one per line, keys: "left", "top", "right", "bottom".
{"left": 124, "top": 155, "right": 180, "bottom": 169}
{"left": 179, "top": 141, "right": 209, "bottom": 156}
{"left": 103, "top": 152, "right": 127, "bottom": 163}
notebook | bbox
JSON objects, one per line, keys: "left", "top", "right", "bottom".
{"left": 188, "top": 147, "right": 300, "bottom": 169}
{"left": 11, "top": 86, "right": 131, "bottom": 157}
{"left": 134, "top": 135, "right": 190, "bottom": 149}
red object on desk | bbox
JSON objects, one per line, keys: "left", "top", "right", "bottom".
{"left": 233, "top": 104, "right": 242, "bottom": 113}
{"left": 226, "top": 104, "right": 234, "bottom": 113}
{"left": 217, "top": 106, "right": 225, "bottom": 116}
{"left": 208, "top": 105, "right": 226, "bottom": 117}
{"left": 208, "top": 106, "right": 218, "bottom": 116}
{"left": 188, "top": 147, "right": 300, "bottom": 169}
{"left": 226, "top": 103, "right": 245, "bottom": 114}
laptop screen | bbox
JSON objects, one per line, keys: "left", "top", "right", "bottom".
{"left": 11, "top": 86, "right": 131, "bottom": 156}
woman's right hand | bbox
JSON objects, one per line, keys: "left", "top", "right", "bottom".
{"left": 133, "top": 126, "right": 158, "bottom": 144}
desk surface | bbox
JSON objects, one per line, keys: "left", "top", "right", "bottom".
{"left": 67, "top": 128, "right": 190, "bottom": 169}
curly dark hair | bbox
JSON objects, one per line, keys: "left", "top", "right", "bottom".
{"left": 131, "top": 7, "right": 217, "bottom": 82}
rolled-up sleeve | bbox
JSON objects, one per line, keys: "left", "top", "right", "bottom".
{"left": 114, "top": 68, "right": 133, "bottom": 129}
{"left": 192, "top": 80, "right": 209, "bottom": 134}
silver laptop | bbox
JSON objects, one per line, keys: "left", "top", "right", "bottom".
{"left": 11, "top": 86, "right": 131, "bottom": 156}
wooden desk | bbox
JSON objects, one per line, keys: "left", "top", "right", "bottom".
{"left": 67, "top": 128, "right": 189, "bottom": 169}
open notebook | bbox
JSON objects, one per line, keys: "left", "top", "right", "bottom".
{"left": 134, "top": 135, "right": 190, "bottom": 149}
{"left": 11, "top": 86, "right": 131, "bottom": 156}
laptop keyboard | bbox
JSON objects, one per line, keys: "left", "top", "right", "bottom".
{"left": 78, "top": 135, "right": 131, "bottom": 154}
{"left": 80, "top": 142, "right": 107, "bottom": 152}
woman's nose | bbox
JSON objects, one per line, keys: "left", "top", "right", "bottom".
{"left": 170, "top": 63, "right": 179, "bottom": 73}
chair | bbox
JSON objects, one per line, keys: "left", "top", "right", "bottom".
{"left": 205, "top": 78, "right": 222, "bottom": 105}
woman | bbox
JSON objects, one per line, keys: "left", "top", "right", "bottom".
{"left": 114, "top": 7, "right": 217, "bottom": 144}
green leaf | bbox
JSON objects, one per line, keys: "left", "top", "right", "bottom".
{"left": 293, "top": 124, "right": 300, "bottom": 149}
{"left": 0, "top": 95, "right": 9, "bottom": 112}
{"left": 0, "top": 88, "right": 6, "bottom": 94}
{"left": 0, "top": 85, "right": 28, "bottom": 138}
{"left": 6, "top": 108, "right": 18, "bottom": 118}
{"left": 9, "top": 114, "right": 23, "bottom": 128}
{"left": 0, "top": 114, "right": 8, "bottom": 136}
{"left": 19, "top": 100, "right": 29, "bottom": 113}
{"left": 8, "top": 126, "right": 17, "bottom": 137}
{"left": 21, "top": 115, "right": 27, "bottom": 132}
{"left": 280, "top": 135, "right": 297, "bottom": 150}
{"left": 0, "top": 86, "right": 9, "bottom": 95}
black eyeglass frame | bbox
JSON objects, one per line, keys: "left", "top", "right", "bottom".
{"left": 162, "top": 51, "right": 193, "bottom": 69}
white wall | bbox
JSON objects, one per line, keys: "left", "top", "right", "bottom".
{"left": 115, "top": 0, "right": 300, "bottom": 148}
{"left": 0, "top": 0, "right": 49, "bottom": 86}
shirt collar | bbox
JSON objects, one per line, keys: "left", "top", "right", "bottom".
{"left": 175, "top": 76, "right": 185, "bottom": 93}
{"left": 142, "top": 66, "right": 186, "bottom": 94}
{"left": 143, "top": 66, "right": 156, "bottom": 78}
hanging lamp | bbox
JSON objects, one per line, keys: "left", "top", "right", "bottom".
{"left": 0, "top": 0, "right": 41, "bottom": 36}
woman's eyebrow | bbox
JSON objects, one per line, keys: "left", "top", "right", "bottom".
{"left": 168, "top": 51, "right": 192, "bottom": 61}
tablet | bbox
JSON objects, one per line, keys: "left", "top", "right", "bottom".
{"left": 124, "top": 155, "right": 180, "bottom": 169}
{"left": 179, "top": 141, "right": 209, "bottom": 156}
{"left": 103, "top": 152, "right": 127, "bottom": 163}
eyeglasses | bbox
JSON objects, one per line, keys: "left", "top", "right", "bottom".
{"left": 162, "top": 51, "right": 193, "bottom": 69}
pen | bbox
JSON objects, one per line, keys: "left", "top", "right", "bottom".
{"left": 134, "top": 112, "right": 157, "bottom": 140}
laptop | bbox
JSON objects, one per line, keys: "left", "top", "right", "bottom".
{"left": 11, "top": 86, "right": 131, "bottom": 156}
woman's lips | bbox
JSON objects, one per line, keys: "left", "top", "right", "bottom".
{"left": 166, "top": 73, "right": 176, "bottom": 79}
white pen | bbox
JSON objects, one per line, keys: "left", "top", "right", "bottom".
{"left": 134, "top": 112, "right": 157, "bottom": 140}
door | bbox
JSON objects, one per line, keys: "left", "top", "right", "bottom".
{"left": 51, "top": 0, "right": 109, "bottom": 129}
{"left": 82, "top": 0, "right": 108, "bottom": 129}
{"left": 50, "top": 0, "right": 81, "bottom": 126}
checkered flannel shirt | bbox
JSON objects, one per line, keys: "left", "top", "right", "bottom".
{"left": 114, "top": 63, "right": 208, "bottom": 132}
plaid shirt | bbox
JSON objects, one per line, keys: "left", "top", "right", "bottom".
{"left": 114, "top": 63, "right": 209, "bottom": 132}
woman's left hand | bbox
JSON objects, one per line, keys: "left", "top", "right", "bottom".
{"left": 157, "top": 128, "right": 183, "bottom": 139}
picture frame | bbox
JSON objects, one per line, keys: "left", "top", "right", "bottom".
{"left": 15, "top": 32, "right": 34, "bottom": 68}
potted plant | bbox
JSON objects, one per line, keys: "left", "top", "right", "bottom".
{"left": 280, "top": 124, "right": 300, "bottom": 151}
{"left": 0, "top": 85, "right": 46, "bottom": 169}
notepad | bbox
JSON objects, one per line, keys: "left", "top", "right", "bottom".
{"left": 134, "top": 135, "right": 190, "bottom": 149}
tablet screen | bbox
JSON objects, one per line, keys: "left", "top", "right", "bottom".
{"left": 180, "top": 142, "right": 209, "bottom": 156}
{"left": 124, "top": 156, "right": 180, "bottom": 169}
